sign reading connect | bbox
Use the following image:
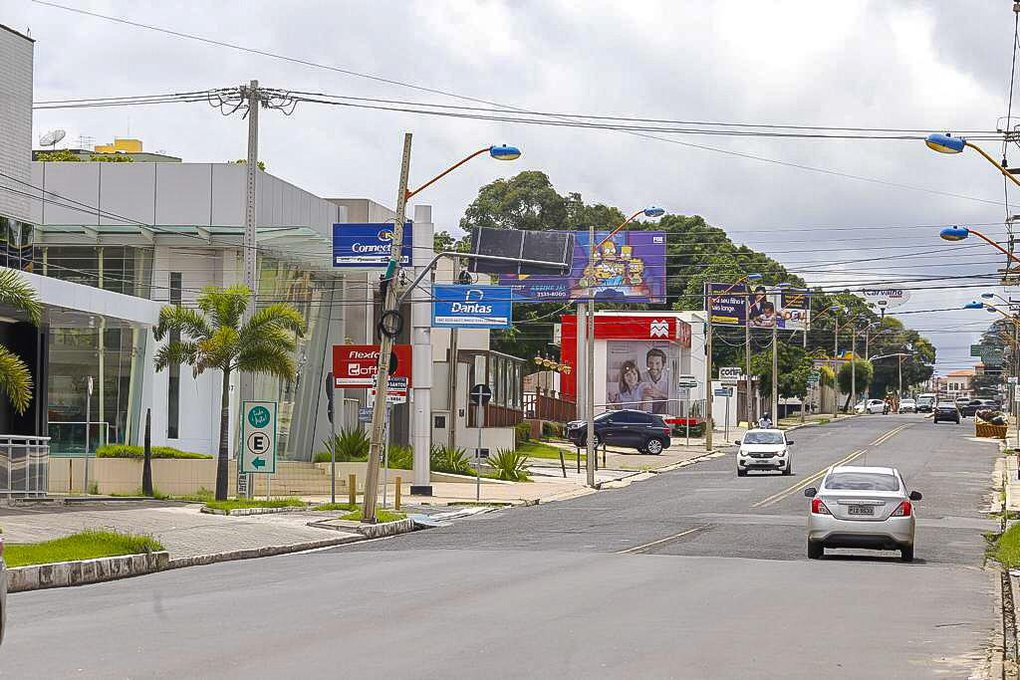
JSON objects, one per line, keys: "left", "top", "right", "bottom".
{"left": 332, "top": 223, "right": 413, "bottom": 268}
{"left": 241, "top": 401, "right": 277, "bottom": 474}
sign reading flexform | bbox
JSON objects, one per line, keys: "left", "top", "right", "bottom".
{"left": 432, "top": 285, "right": 512, "bottom": 328}
{"left": 240, "top": 401, "right": 277, "bottom": 474}
{"left": 332, "top": 223, "right": 413, "bottom": 267}
{"left": 333, "top": 344, "right": 412, "bottom": 390}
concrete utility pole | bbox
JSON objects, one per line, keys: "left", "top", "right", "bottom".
{"left": 242, "top": 79, "right": 259, "bottom": 310}
{"left": 447, "top": 258, "right": 461, "bottom": 452}
{"left": 585, "top": 225, "right": 596, "bottom": 488}
{"left": 410, "top": 205, "right": 433, "bottom": 495}
{"left": 771, "top": 324, "right": 779, "bottom": 424}
{"left": 705, "top": 311, "right": 714, "bottom": 451}
{"left": 744, "top": 297, "right": 753, "bottom": 426}
{"left": 363, "top": 133, "right": 413, "bottom": 524}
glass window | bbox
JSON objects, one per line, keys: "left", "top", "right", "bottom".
{"left": 824, "top": 472, "right": 900, "bottom": 491}
{"left": 744, "top": 431, "right": 784, "bottom": 444}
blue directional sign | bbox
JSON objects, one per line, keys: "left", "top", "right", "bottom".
{"left": 332, "top": 223, "right": 413, "bottom": 268}
{"left": 432, "top": 285, "right": 512, "bottom": 329}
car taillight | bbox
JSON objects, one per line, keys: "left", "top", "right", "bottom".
{"left": 891, "top": 500, "right": 912, "bottom": 517}
{"left": 662, "top": 427, "right": 671, "bottom": 437}
{"left": 811, "top": 498, "right": 831, "bottom": 515}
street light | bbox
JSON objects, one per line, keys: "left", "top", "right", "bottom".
{"left": 582, "top": 206, "right": 664, "bottom": 485}
{"left": 925, "top": 133, "right": 1020, "bottom": 188}
{"left": 939, "top": 226, "right": 1020, "bottom": 265}
{"left": 364, "top": 136, "right": 521, "bottom": 524}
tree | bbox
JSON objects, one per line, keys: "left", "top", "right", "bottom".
{"left": 750, "top": 343, "right": 813, "bottom": 403}
{"left": 35, "top": 150, "right": 134, "bottom": 162}
{"left": 838, "top": 360, "right": 873, "bottom": 410}
{"left": 0, "top": 269, "right": 41, "bottom": 413}
{"left": 154, "top": 286, "right": 305, "bottom": 500}
{"left": 459, "top": 171, "right": 568, "bottom": 233}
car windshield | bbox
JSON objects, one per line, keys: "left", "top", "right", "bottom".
{"left": 825, "top": 472, "right": 900, "bottom": 491}
{"left": 901, "top": 399, "right": 914, "bottom": 404}
{"left": 744, "top": 431, "right": 784, "bottom": 444}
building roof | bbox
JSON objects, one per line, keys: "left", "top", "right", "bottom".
{"left": 945, "top": 369, "right": 975, "bottom": 377}
{"left": 0, "top": 24, "right": 34, "bottom": 43}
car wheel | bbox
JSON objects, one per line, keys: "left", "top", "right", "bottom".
{"left": 737, "top": 468, "right": 747, "bottom": 477}
{"left": 643, "top": 438, "right": 664, "bottom": 455}
{"left": 808, "top": 541, "right": 823, "bottom": 559}
{"left": 782, "top": 463, "right": 793, "bottom": 476}
{"left": 900, "top": 546, "right": 914, "bottom": 562}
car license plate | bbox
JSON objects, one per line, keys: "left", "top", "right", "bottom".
{"left": 848, "top": 505, "right": 874, "bottom": 516}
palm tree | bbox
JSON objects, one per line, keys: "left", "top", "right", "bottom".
{"left": 0, "top": 268, "right": 41, "bottom": 414}
{"left": 154, "top": 285, "right": 305, "bottom": 500}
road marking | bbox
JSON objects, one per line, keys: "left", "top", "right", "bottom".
{"left": 615, "top": 525, "right": 709, "bottom": 555}
{"left": 751, "top": 448, "right": 867, "bottom": 509}
{"left": 869, "top": 423, "right": 912, "bottom": 447}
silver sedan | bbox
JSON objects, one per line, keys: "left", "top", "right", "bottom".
{"left": 804, "top": 465, "right": 922, "bottom": 562}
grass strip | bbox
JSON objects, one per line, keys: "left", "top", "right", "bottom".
{"left": 516, "top": 441, "right": 578, "bottom": 460}
{"left": 339, "top": 508, "right": 406, "bottom": 523}
{"left": 204, "top": 497, "right": 306, "bottom": 512}
{"left": 994, "top": 523, "right": 1020, "bottom": 569}
{"left": 312, "top": 503, "right": 357, "bottom": 512}
{"left": 5, "top": 530, "right": 164, "bottom": 568}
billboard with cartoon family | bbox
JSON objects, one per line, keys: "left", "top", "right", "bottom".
{"left": 706, "top": 282, "right": 810, "bottom": 330}
{"left": 500, "top": 231, "right": 667, "bottom": 303}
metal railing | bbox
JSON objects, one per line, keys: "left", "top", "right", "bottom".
{"left": 0, "top": 435, "right": 50, "bottom": 497}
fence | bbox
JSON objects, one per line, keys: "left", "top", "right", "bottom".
{"left": 523, "top": 390, "right": 577, "bottom": 423}
{"left": 0, "top": 435, "right": 50, "bottom": 497}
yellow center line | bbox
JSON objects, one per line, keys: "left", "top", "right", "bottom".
{"left": 751, "top": 448, "right": 866, "bottom": 508}
{"left": 615, "top": 525, "right": 709, "bottom": 555}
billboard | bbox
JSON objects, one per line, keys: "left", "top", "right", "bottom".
{"left": 332, "top": 344, "right": 412, "bottom": 389}
{"left": 708, "top": 282, "right": 810, "bottom": 330}
{"left": 707, "top": 282, "right": 748, "bottom": 326}
{"left": 332, "top": 223, "right": 413, "bottom": 267}
{"left": 604, "top": 341, "right": 679, "bottom": 415}
{"left": 432, "top": 285, "right": 513, "bottom": 328}
{"left": 500, "top": 230, "right": 667, "bottom": 303}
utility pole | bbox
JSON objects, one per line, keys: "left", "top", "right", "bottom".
{"left": 447, "top": 257, "right": 461, "bottom": 452}
{"left": 242, "top": 79, "right": 259, "bottom": 310}
{"left": 771, "top": 324, "right": 779, "bottom": 424}
{"left": 585, "top": 225, "right": 596, "bottom": 487}
{"left": 744, "top": 295, "right": 753, "bottom": 427}
{"left": 704, "top": 297, "right": 714, "bottom": 451}
{"left": 364, "top": 133, "right": 413, "bottom": 524}
{"left": 850, "top": 325, "right": 857, "bottom": 411}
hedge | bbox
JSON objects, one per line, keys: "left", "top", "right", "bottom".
{"left": 95, "top": 444, "right": 212, "bottom": 459}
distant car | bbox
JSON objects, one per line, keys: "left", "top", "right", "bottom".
{"left": 959, "top": 399, "right": 984, "bottom": 418}
{"left": 898, "top": 399, "right": 916, "bottom": 413}
{"left": 933, "top": 402, "right": 961, "bottom": 424}
{"left": 855, "top": 398, "right": 887, "bottom": 415}
{"left": 955, "top": 397, "right": 971, "bottom": 415}
{"left": 566, "top": 409, "right": 672, "bottom": 455}
{"left": 735, "top": 428, "right": 795, "bottom": 477}
{"left": 805, "top": 465, "right": 922, "bottom": 562}
{"left": 966, "top": 398, "right": 1000, "bottom": 416}
{"left": 915, "top": 394, "right": 936, "bottom": 413}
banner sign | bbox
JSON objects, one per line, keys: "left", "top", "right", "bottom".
{"left": 862, "top": 288, "right": 910, "bottom": 309}
{"left": 332, "top": 223, "right": 413, "bottom": 267}
{"left": 500, "top": 230, "right": 666, "bottom": 303}
{"left": 332, "top": 344, "right": 412, "bottom": 389}
{"left": 777, "top": 288, "right": 810, "bottom": 331}
{"left": 605, "top": 340, "right": 679, "bottom": 415}
{"left": 432, "top": 284, "right": 512, "bottom": 328}
{"left": 707, "top": 282, "right": 748, "bottom": 326}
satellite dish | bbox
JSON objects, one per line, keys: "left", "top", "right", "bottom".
{"left": 39, "top": 129, "right": 66, "bottom": 148}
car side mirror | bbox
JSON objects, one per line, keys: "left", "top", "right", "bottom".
{"left": 803, "top": 487, "right": 817, "bottom": 498}
{"left": 909, "top": 491, "right": 922, "bottom": 501}
{"left": 786, "top": 440, "right": 794, "bottom": 445}
{"left": 734, "top": 440, "right": 741, "bottom": 446}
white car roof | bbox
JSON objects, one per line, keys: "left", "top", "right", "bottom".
{"left": 829, "top": 465, "right": 898, "bottom": 476}
{"left": 745, "top": 428, "right": 783, "bottom": 434}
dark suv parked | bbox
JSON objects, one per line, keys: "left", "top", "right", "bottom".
{"left": 567, "top": 409, "right": 672, "bottom": 455}
{"left": 961, "top": 398, "right": 999, "bottom": 417}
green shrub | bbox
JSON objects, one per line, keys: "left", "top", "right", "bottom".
{"left": 96, "top": 444, "right": 211, "bottom": 459}
{"left": 488, "top": 448, "right": 530, "bottom": 481}
{"left": 672, "top": 423, "right": 705, "bottom": 438}
{"left": 541, "top": 421, "right": 565, "bottom": 439}
{"left": 386, "top": 444, "right": 413, "bottom": 470}
{"left": 316, "top": 428, "right": 370, "bottom": 463}
{"left": 430, "top": 444, "right": 475, "bottom": 475}
{"left": 514, "top": 422, "right": 532, "bottom": 445}
{"left": 204, "top": 497, "right": 306, "bottom": 512}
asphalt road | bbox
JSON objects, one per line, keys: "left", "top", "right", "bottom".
{"left": 1, "top": 415, "right": 1003, "bottom": 679}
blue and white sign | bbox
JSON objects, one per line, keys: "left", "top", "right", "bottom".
{"left": 432, "top": 285, "right": 512, "bottom": 329}
{"left": 332, "top": 223, "right": 413, "bottom": 267}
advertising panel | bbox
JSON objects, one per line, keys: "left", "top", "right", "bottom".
{"left": 604, "top": 340, "right": 679, "bottom": 415}
{"left": 776, "top": 288, "right": 810, "bottom": 331}
{"left": 332, "top": 223, "right": 413, "bottom": 267}
{"left": 332, "top": 344, "right": 412, "bottom": 389}
{"left": 432, "top": 284, "right": 512, "bottom": 328}
{"left": 707, "top": 282, "right": 748, "bottom": 326}
{"left": 500, "top": 230, "right": 667, "bottom": 303}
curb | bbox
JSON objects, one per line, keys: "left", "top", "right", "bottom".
{"left": 8, "top": 551, "right": 170, "bottom": 593}
{"left": 167, "top": 535, "right": 364, "bottom": 570}
{"left": 199, "top": 505, "right": 309, "bottom": 516}
{"left": 306, "top": 517, "right": 416, "bottom": 540}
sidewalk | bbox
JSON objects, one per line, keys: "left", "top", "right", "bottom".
{"left": 0, "top": 502, "right": 362, "bottom": 561}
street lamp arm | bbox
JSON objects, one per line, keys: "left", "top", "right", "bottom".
{"left": 964, "top": 141, "right": 1020, "bottom": 191}
{"left": 595, "top": 209, "right": 648, "bottom": 249}
{"left": 406, "top": 147, "right": 492, "bottom": 200}
{"left": 966, "top": 228, "right": 1020, "bottom": 265}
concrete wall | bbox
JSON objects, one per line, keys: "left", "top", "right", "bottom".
{"left": 0, "top": 26, "right": 33, "bottom": 225}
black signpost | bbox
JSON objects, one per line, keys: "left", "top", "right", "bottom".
{"left": 469, "top": 384, "right": 492, "bottom": 501}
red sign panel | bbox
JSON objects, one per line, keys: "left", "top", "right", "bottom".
{"left": 560, "top": 315, "right": 691, "bottom": 346}
{"left": 333, "top": 345, "right": 412, "bottom": 389}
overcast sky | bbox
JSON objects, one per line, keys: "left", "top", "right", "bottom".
{"left": 7, "top": 0, "right": 1020, "bottom": 375}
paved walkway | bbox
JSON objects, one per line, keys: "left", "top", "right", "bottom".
{"left": 0, "top": 502, "right": 360, "bottom": 559}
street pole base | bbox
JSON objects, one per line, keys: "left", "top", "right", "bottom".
{"left": 410, "top": 485, "right": 433, "bottom": 496}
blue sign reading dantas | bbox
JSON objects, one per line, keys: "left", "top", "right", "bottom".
{"left": 432, "top": 285, "right": 512, "bottom": 329}
{"left": 332, "top": 223, "right": 413, "bottom": 267}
